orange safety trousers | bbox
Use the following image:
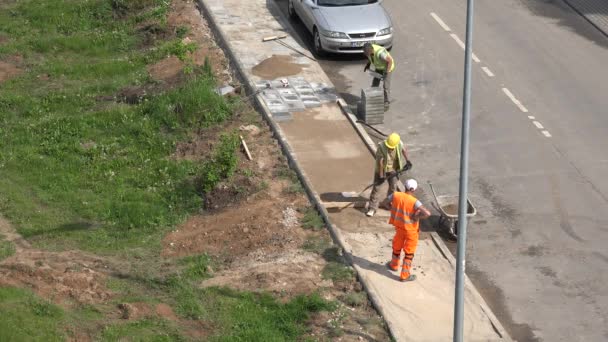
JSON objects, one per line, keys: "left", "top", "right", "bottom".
{"left": 388, "top": 228, "right": 419, "bottom": 280}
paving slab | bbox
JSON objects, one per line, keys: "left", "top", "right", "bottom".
{"left": 197, "top": 0, "right": 510, "bottom": 340}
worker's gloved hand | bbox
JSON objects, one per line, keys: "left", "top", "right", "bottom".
{"left": 403, "top": 160, "right": 413, "bottom": 171}
{"left": 363, "top": 63, "right": 370, "bottom": 72}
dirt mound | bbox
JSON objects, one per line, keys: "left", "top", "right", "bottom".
{"left": 201, "top": 251, "right": 331, "bottom": 297}
{"left": 162, "top": 197, "right": 307, "bottom": 260}
{"left": 0, "top": 250, "right": 112, "bottom": 305}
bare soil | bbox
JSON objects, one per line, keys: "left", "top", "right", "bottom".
{"left": 0, "top": 216, "right": 113, "bottom": 306}
{"left": 0, "top": 57, "right": 23, "bottom": 83}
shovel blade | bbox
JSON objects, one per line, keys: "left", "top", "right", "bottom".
{"left": 341, "top": 191, "right": 359, "bottom": 198}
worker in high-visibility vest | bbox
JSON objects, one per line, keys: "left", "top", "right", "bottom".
{"left": 363, "top": 42, "right": 394, "bottom": 111}
{"left": 387, "top": 179, "right": 431, "bottom": 282}
{"left": 366, "top": 132, "right": 412, "bottom": 217}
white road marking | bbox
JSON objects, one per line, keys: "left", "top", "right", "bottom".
{"left": 430, "top": 12, "right": 451, "bottom": 32}
{"left": 449, "top": 34, "right": 480, "bottom": 62}
{"left": 430, "top": 10, "right": 548, "bottom": 141}
{"left": 501, "top": 87, "right": 529, "bottom": 112}
{"left": 450, "top": 33, "right": 465, "bottom": 50}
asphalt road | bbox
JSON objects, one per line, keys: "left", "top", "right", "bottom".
{"left": 275, "top": 0, "right": 608, "bottom": 341}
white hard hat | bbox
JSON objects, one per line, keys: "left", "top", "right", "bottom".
{"left": 405, "top": 179, "right": 418, "bottom": 191}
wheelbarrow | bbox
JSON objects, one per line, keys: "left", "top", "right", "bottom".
{"left": 428, "top": 182, "right": 477, "bottom": 240}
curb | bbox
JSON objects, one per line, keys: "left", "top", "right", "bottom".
{"left": 430, "top": 233, "right": 511, "bottom": 340}
{"left": 195, "top": 0, "right": 399, "bottom": 340}
{"left": 562, "top": 0, "right": 608, "bottom": 39}
{"left": 337, "top": 52, "right": 513, "bottom": 342}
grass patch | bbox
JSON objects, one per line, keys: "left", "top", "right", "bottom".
{"left": 100, "top": 317, "right": 185, "bottom": 342}
{"left": 322, "top": 247, "right": 355, "bottom": 283}
{"left": 203, "top": 288, "right": 336, "bottom": 341}
{"left": 0, "top": 0, "right": 237, "bottom": 254}
{"left": 301, "top": 207, "right": 324, "bottom": 230}
{"left": 0, "top": 240, "right": 16, "bottom": 261}
{"left": 178, "top": 254, "right": 214, "bottom": 281}
{"left": 199, "top": 133, "right": 240, "bottom": 193}
{"left": 0, "top": 287, "right": 65, "bottom": 341}
{"left": 276, "top": 166, "right": 305, "bottom": 195}
{"left": 302, "top": 235, "right": 332, "bottom": 255}
{"left": 111, "top": 266, "right": 337, "bottom": 340}
{"left": 341, "top": 292, "right": 367, "bottom": 307}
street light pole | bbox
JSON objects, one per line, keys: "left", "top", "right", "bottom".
{"left": 454, "top": 0, "right": 475, "bottom": 341}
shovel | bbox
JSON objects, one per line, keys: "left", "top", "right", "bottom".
{"left": 338, "top": 172, "right": 404, "bottom": 210}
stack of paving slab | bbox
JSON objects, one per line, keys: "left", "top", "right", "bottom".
{"left": 360, "top": 87, "right": 385, "bottom": 125}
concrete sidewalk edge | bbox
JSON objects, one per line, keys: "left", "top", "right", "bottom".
{"left": 562, "top": 0, "right": 608, "bottom": 38}
{"left": 339, "top": 95, "right": 512, "bottom": 341}
{"left": 194, "top": 0, "right": 400, "bottom": 340}
{"left": 430, "top": 233, "right": 510, "bottom": 340}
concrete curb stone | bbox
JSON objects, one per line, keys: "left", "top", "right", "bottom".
{"left": 562, "top": 0, "right": 608, "bottom": 37}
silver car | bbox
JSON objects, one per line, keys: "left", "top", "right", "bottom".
{"left": 288, "top": 0, "right": 393, "bottom": 56}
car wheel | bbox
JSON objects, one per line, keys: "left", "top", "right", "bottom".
{"left": 313, "top": 28, "right": 326, "bottom": 57}
{"left": 288, "top": 0, "right": 297, "bottom": 19}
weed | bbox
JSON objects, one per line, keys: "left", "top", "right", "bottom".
{"left": 242, "top": 168, "right": 255, "bottom": 178}
{"left": 302, "top": 236, "right": 332, "bottom": 255}
{"left": 199, "top": 133, "right": 240, "bottom": 193}
{"left": 285, "top": 182, "right": 305, "bottom": 195}
{"left": 179, "top": 254, "right": 213, "bottom": 281}
{"left": 321, "top": 247, "right": 354, "bottom": 282}
{"left": 176, "top": 26, "right": 189, "bottom": 39}
{"left": 323, "top": 262, "right": 355, "bottom": 283}
{"left": 341, "top": 292, "right": 367, "bottom": 307}
{"left": 301, "top": 207, "right": 324, "bottom": 230}
{"left": 0, "top": 240, "right": 16, "bottom": 261}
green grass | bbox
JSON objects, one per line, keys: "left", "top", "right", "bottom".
{"left": 0, "top": 240, "right": 16, "bottom": 261}
{"left": 301, "top": 207, "right": 325, "bottom": 230}
{"left": 100, "top": 318, "right": 185, "bottom": 342}
{"left": 341, "top": 292, "right": 367, "bottom": 307}
{"left": 178, "top": 254, "right": 214, "bottom": 281}
{"left": 105, "top": 263, "right": 337, "bottom": 341}
{"left": 0, "top": 0, "right": 238, "bottom": 254}
{"left": 203, "top": 288, "right": 336, "bottom": 341}
{"left": 0, "top": 287, "right": 65, "bottom": 341}
{"left": 322, "top": 247, "right": 355, "bottom": 283}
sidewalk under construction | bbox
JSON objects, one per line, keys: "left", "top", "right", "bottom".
{"left": 198, "top": 0, "right": 510, "bottom": 340}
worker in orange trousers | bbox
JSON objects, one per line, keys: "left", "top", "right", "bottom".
{"left": 387, "top": 179, "right": 431, "bottom": 282}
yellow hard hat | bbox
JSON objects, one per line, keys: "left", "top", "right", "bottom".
{"left": 385, "top": 133, "right": 400, "bottom": 149}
